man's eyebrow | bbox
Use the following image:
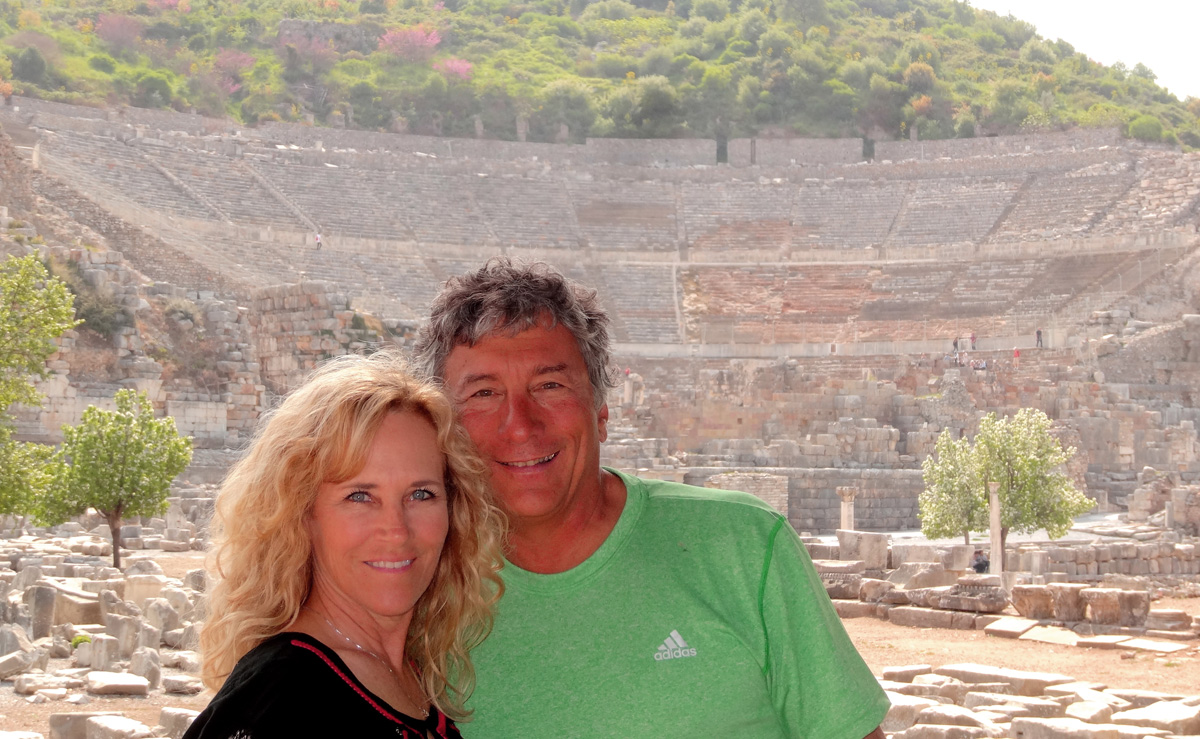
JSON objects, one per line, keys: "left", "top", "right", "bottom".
{"left": 456, "top": 363, "right": 570, "bottom": 387}
{"left": 457, "top": 371, "right": 497, "bottom": 386}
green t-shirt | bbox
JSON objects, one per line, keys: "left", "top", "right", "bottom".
{"left": 462, "top": 469, "right": 890, "bottom": 738}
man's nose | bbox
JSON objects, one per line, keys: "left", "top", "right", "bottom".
{"left": 499, "top": 393, "right": 541, "bottom": 440}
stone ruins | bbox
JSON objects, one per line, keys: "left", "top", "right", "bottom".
{"left": 0, "top": 97, "right": 1199, "bottom": 737}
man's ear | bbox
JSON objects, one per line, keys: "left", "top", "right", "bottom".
{"left": 598, "top": 403, "right": 609, "bottom": 443}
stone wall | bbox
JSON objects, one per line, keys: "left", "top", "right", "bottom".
{"left": 728, "top": 137, "right": 862, "bottom": 166}
{"left": 874, "top": 128, "right": 1126, "bottom": 161}
{"left": 701, "top": 471, "right": 789, "bottom": 516}
{"left": 685, "top": 466, "right": 923, "bottom": 533}
{"left": 583, "top": 137, "right": 716, "bottom": 167}
{"left": 1010, "top": 539, "right": 1199, "bottom": 580}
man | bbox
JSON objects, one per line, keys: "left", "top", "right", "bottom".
{"left": 415, "top": 258, "right": 888, "bottom": 738}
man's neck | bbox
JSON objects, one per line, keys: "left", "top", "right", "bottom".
{"left": 506, "top": 469, "right": 627, "bottom": 574}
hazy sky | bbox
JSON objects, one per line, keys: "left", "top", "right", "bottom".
{"left": 967, "top": 0, "right": 1199, "bottom": 101}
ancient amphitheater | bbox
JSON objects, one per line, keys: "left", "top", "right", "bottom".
{"left": 3, "top": 97, "right": 1200, "bottom": 537}
{"left": 5, "top": 99, "right": 1200, "bottom": 739}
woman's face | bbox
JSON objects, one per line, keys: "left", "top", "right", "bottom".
{"left": 308, "top": 410, "right": 450, "bottom": 626}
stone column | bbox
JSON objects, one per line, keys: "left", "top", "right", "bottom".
{"left": 989, "top": 482, "right": 1004, "bottom": 576}
{"left": 836, "top": 486, "right": 859, "bottom": 531}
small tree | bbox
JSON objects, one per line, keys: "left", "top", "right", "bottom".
{"left": 975, "top": 408, "right": 1094, "bottom": 551}
{"left": 41, "top": 389, "right": 192, "bottom": 568}
{"left": 0, "top": 253, "right": 77, "bottom": 521}
{"left": 919, "top": 408, "right": 1093, "bottom": 550}
{"left": 0, "top": 426, "right": 55, "bottom": 529}
{"left": 919, "top": 430, "right": 986, "bottom": 544}
{"left": 378, "top": 25, "right": 440, "bottom": 62}
{"left": 0, "top": 254, "right": 78, "bottom": 413}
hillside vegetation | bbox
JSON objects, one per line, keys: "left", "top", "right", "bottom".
{"left": 1, "top": 0, "right": 1197, "bottom": 147}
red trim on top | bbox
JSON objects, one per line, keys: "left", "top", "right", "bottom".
{"left": 291, "top": 638, "right": 410, "bottom": 732}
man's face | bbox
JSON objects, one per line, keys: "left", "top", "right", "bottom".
{"left": 442, "top": 320, "right": 608, "bottom": 524}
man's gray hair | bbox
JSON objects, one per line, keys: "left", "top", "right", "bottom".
{"left": 414, "top": 258, "right": 618, "bottom": 408}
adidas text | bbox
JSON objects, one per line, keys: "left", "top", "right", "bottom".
{"left": 654, "top": 647, "right": 697, "bottom": 661}
{"left": 654, "top": 629, "right": 697, "bottom": 661}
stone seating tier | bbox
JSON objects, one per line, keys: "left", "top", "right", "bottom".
{"left": 144, "top": 149, "right": 306, "bottom": 229}
{"left": 988, "top": 168, "right": 1138, "bottom": 243}
{"left": 41, "top": 132, "right": 213, "bottom": 221}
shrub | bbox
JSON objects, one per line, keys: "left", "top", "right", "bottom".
{"left": 902, "top": 61, "right": 935, "bottom": 93}
{"left": 1128, "top": 114, "right": 1163, "bottom": 142}
{"left": 1019, "top": 38, "right": 1057, "bottom": 65}
{"left": 43, "top": 257, "right": 130, "bottom": 339}
{"left": 87, "top": 54, "right": 116, "bottom": 74}
{"left": 13, "top": 47, "right": 46, "bottom": 84}
{"left": 580, "top": 0, "right": 636, "bottom": 21}
{"left": 972, "top": 30, "right": 1004, "bottom": 54}
{"left": 71, "top": 634, "right": 92, "bottom": 649}
{"left": 164, "top": 297, "right": 198, "bottom": 323}
{"left": 133, "top": 71, "right": 173, "bottom": 108}
{"left": 691, "top": 0, "right": 728, "bottom": 21}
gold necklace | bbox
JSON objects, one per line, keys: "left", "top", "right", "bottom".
{"left": 320, "top": 614, "right": 430, "bottom": 719}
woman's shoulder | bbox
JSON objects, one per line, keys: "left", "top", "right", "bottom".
{"left": 185, "top": 633, "right": 461, "bottom": 739}
{"left": 183, "top": 633, "right": 364, "bottom": 738}
{"left": 222, "top": 632, "right": 336, "bottom": 690}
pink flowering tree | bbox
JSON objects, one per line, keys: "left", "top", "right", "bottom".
{"left": 378, "top": 25, "right": 440, "bottom": 62}
{"left": 212, "top": 49, "right": 255, "bottom": 97}
{"left": 96, "top": 14, "right": 144, "bottom": 55}
{"left": 215, "top": 48, "right": 255, "bottom": 76}
{"left": 434, "top": 57, "right": 472, "bottom": 81}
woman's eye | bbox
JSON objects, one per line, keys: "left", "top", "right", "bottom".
{"left": 347, "top": 491, "right": 371, "bottom": 503}
{"left": 411, "top": 488, "right": 436, "bottom": 501}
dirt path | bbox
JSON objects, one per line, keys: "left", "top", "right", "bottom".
{"left": 844, "top": 596, "right": 1200, "bottom": 696}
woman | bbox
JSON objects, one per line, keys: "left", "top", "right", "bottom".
{"left": 186, "top": 353, "right": 505, "bottom": 738}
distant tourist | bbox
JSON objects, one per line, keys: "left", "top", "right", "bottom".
{"left": 186, "top": 354, "right": 505, "bottom": 738}
{"left": 952, "top": 336, "right": 959, "bottom": 351}
{"left": 972, "top": 550, "right": 990, "bottom": 574}
{"left": 415, "top": 258, "right": 889, "bottom": 739}
{"left": 970, "top": 332, "right": 977, "bottom": 350}
{"left": 1013, "top": 347, "right": 1020, "bottom": 367}
{"left": 315, "top": 232, "right": 322, "bottom": 249}
{"left": 1036, "top": 328, "right": 1043, "bottom": 348}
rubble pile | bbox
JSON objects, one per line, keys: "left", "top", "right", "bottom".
{"left": 0, "top": 523, "right": 207, "bottom": 739}
{"left": 880, "top": 663, "right": 1200, "bottom": 739}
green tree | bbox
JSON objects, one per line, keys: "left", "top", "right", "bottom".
{"left": 0, "top": 426, "right": 55, "bottom": 525}
{"left": 12, "top": 46, "right": 46, "bottom": 85}
{"left": 974, "top": 408, "right": 1094, "bottom": 550}
{"left": 919, "top": 431, "right": 986, "bottom": 544}
{"left": 0, "top": 254, "right": 77, "bottom": 521}
{"left": 41, "top": 389, "right": 193, "bottom": 568}
{"left": 920, "top": 409, "right": 1093, "bottom": 549}
{"left": 0, "top": 254, "right": 78, "bottom": 413}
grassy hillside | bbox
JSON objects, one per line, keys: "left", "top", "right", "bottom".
{"left": 1, "top": 0, "right": 1196, "bottom": 147}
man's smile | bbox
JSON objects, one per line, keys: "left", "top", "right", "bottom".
{"left": 501, "top": 453, "right": 558, "bottom": 468}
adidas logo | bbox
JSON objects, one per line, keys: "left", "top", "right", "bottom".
{"left": 653, "top": 629, "right": 697, "bottom": 661}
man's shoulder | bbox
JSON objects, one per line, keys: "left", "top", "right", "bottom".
{"left": 615, "top": 469, "right": 784, "bottom": 523}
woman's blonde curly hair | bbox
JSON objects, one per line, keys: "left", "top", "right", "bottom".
{"left": 199, "top": 352, "right": 505, "bottom": 719}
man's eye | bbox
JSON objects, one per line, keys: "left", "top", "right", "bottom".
{"left": 411, "top": 489, "right": 436, "bottom": 501}
{"left": 470, "top": 388, "right": 494, "bottom": 398}
{"left": 541, "top": 381, "right": 563, "bottom": 389}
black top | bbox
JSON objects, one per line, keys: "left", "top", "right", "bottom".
{"left": 183, "top": 632, "right": 461, "bottom": 739}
